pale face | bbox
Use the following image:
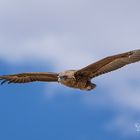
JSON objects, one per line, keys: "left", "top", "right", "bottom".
{"left": 58, "top": 70, "right": 76, "bottom": 83}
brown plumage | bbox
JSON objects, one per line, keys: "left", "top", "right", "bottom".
{"left": 0, "top": 49, "right": 140, "bottom": 91}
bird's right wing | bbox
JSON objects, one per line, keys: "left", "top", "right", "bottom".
{"left": 0, "top": 72, "right": 58, "bottom": 84}
{"left": 75, "top": 49, "right": 140, "bottom": 79}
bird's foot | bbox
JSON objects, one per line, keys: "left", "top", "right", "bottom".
{"left": 86, "top": 83, "right": 96, "bottom": 91}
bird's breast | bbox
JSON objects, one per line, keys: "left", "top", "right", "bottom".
{"left": 59, "top": 78, "right": 87, "bottom": 90}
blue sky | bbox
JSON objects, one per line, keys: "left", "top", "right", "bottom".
{"left": 0, "top": 0, "right": 140, "bottom": 140}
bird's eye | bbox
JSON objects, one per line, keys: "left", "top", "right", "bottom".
{"left": 61, "top": 76, "right": 68, "bottom": 80}
{"left": 63, "top": 76, "right": 68, "bottom": 79}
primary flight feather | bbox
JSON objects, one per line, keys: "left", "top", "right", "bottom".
{"left": 0, "top": 49, "right": 140, "bottom": 91}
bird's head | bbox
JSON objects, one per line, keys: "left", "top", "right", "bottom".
{"left": 58, "top": 70, "right": 76, "bottom": 82}
{"left": 58, "top": 75, "right": 68, "bottom": 82}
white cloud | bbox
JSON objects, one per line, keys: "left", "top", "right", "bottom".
{"left": 0, "top": 33, "right": 97, "bottom": 70}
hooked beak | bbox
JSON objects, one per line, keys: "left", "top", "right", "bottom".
{"left": 58, "top": 76, "right": 60, "bottom": 82}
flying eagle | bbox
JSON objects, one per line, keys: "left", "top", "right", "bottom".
{"left": 0, "top": 49, "right": 140, "bottom": 91}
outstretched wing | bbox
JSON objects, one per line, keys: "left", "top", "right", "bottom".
{"left": 0, "top": 72, "right": 58, "bottom": 84}
{"left": 75, "top": 49, "right": 140, "bottom": 79}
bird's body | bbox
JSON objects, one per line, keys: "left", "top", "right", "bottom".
{"left": 0, "top": 49, "right": 140, "bottom": 91}
{"left": 58, "top": 70, "right": 96, "bottom": 90}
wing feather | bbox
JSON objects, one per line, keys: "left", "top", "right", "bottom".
{"left": 0, "top": 72, "right": 58, "bottom": 84}
{"left": 75, "top": 49, "right": 140, "bottom": 79}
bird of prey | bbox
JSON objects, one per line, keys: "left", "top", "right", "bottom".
{"left": 0, "top": 49, "right": 140, "bottom": 91}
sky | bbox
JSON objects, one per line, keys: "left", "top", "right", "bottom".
{"left": 0, "top": 0, "right": 140, "bottom": 140}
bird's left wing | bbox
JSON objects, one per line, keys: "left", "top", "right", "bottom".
{"left": 0, "top": 72, "right": 58, "bottom": 84}
{"left": 75, "top": 49, "right": 140, "bottom": 79}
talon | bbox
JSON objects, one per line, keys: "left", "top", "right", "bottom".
{"left": 85, "top": 82, "right": 96, "bottom": 91}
